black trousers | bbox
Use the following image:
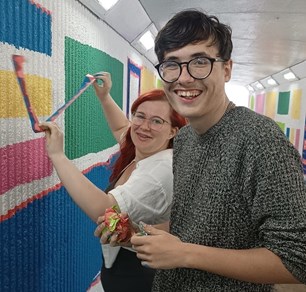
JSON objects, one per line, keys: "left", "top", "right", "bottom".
{"left": 100, "top": 248, "right": 155, "bottom": 292}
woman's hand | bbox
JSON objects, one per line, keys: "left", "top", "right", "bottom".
{"left": 94, "top": 215, "right": 118, "bottom": 246}
{"left": 39, "top": 122, "right": 65, "bottom": 160}
{"left": 93, "top": 72, "right": 112, "bottom": 102}
{"left": 94, "top": 214, "right": 135, "bottom": 247}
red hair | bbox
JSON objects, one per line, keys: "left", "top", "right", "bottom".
{"left": 109, "top": 89, "right": 186, "bottom": 182}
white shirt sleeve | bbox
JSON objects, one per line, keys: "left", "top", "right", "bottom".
{"left": 109, "top": 149, "right": 173, "bottom": 225}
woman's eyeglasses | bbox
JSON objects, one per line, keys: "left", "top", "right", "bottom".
{"left": 131, "top": 112, "right": 170, "bottom": 131}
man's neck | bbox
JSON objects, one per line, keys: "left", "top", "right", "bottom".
{"left": 189, "top": 99, "right": 232, "bottom": 135}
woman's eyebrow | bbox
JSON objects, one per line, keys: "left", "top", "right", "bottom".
{"left": 135, "top": 111, "right": 165, "bottom": 120}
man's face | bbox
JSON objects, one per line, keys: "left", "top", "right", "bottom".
{"left": 161, "top": 40, "right": 232, "bottom": 129}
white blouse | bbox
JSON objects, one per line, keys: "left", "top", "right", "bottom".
{"left": 103, "top": 148, "right": 173, "bottom": 268}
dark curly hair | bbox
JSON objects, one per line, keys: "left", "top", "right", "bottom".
{"left": 155, "top": 9, "right": 233, "bottom": 62}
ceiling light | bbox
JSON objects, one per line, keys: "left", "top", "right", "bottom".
{"left": 247, "top": 85, "right": 254, "bottom": 92}
{"left": 267, "top": 77, "right": 277, "bottom": 86}
{"left": 283, "top": 71, "right": 297, "bottom": 80}
{"left": 98, "top": 0, "right": 119, "bottom": 11}
{"left": 250, "top": 81, "right": 264, "bottom": 91}
{"left": 259, "top": 76, "right": 278, "bottom": 88}
{"left": 139, "top": 30, "right": 155, "bottom": 51}
{"left": 255, "top": 81, "right": 264, "bottom": 89}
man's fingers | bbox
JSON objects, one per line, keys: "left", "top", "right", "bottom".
{"left": 141, "top": 261, "right": 151, "bottom": 268}
{"left": 139, "top": 221, "right": 162, "bottom": 236}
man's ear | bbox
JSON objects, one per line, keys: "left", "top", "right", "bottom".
{"left": 224, "top": 59, "right": 233, "bottom": 82}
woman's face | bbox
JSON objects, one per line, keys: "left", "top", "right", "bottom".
{"left": 130, "top": 99, "right": 177, "bottom": 160}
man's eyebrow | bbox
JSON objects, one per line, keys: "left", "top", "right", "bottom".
{"left": 190, "top": 52, "right": 211, "bottom": 58}
{"left": 164, "top": 52, "right": 211, "bottom": 61}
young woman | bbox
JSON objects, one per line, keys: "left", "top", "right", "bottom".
{"left": 39, "top": 72, "right": 186, "bottom": 292}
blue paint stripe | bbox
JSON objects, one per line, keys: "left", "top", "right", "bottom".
{"left": 0, "top": 0, "right": 52, "bottom": 56}
{"left": 0, "top": 163, "right": 113, "bottom": 292}
{"left": 286, "top": 127, "right": 290, "bottom": 139}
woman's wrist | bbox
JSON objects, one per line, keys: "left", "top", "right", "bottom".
{"left": 48, "top": 152, "right": 67, "bottom": 164}
{"left": 99, "top": 93, "right": 112, "bottom": 103}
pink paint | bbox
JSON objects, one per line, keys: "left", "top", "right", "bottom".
{"left": 255, "top": 94, "right": 265, "bottom": 114}
{"left": 28, "top": 0, "right": 52, "bottom": 15}
{"left": 0, "top": 152, "right": 119, "bottom": 222}
{"left": 0, "top": 138, "right": 53, "bottom": 195}
{"left": 295, "top": 129, "right": 300, "bottom": 150}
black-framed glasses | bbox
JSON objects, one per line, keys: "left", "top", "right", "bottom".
{"left": 131, "top": 112, "right": 170, "bottom": 132}
{"left": 155, "top": 56, "right": 226, "bottom": 83}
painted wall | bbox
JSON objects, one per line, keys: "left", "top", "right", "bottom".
{"left": 0, "top": 0, "right": 157, "bottom": 291}
{"left": 248, "top": 78, "right": 306, "bottom": 178}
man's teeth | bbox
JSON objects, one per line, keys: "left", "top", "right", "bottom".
{"left": 177, "top": 91, "right": 199, "bottom": 98}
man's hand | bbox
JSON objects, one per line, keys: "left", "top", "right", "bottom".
{"left": 131, "top": 223, "right": 183, "bottom": 269}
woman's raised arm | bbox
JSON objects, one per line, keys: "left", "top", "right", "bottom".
{"left": 93, "top": 72, "right": 130, "bottom": 142}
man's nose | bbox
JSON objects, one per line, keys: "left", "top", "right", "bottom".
{"left": 178, "top": 65, "right": 194, "bottom": 83}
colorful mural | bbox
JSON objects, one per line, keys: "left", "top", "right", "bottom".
{"left": 250, "top": 87, "right": 305, "bottom": 154}
{"left": 0, "top": 0, "right": 124, "bottom": 291}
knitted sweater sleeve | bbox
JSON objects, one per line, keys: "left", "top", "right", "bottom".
{"left": 249, "top": 121, "right": 306, "bottom": 283}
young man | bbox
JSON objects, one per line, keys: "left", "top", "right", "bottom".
{"left": 131, "top": 9, "right": 306, "bottom": 292}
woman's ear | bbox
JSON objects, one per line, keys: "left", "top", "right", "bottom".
{"left": 169, "top": 126, "right": 179, "bottom": 139}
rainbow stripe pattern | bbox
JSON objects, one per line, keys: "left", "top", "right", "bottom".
{"left": 12, "top": 54, "right": 96, "bottom": 132}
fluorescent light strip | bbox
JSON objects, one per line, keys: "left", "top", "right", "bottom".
{"left": 247, "top": 85, "right": 254, "bottom": 92}
{"left": 283, "top": 71, "right": 296, "bottom": 80}
{"left": 255, "top": 81, "right": 264, "bottom": 89}
{"left": 139, "top": 30, "right": 155, "bottom": 50}
{"left": 267, "top": 77, "right": 277, "bottom": 85}
{"left": 98, "top": 0, "right": 119, "bottom": 11}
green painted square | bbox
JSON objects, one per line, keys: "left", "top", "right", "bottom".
{"left": 277, "top": 91, "right": 290, "bottom": 115}
{"left": 64, "top": 37, "right": 123, "bottom": 159}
